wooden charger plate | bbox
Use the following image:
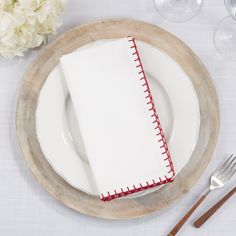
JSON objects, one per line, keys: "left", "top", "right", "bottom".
{"left": 16, "top": 19, "right": 220, "bottom": 219}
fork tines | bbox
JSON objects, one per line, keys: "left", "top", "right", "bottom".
{"left": 215, "top": 154, "right": 236, "bottom": 181}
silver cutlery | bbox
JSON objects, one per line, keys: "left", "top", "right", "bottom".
{"left": 167, "top": 154, "right": 236, "bottom": 236}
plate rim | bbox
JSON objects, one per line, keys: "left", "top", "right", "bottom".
{"left": 16, "top": 18, "right": 220, "bottom": 220}
{"left": 35, "top": 40, "right": 200, "bottom": 197}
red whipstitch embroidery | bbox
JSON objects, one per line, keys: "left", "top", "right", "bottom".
{"left": 100, "top": 37, "right": 175, "bottom": 201}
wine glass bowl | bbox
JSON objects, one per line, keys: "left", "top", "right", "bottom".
{"left": 153, "top": 0, "right": 203, "bottom": 23}
{"left": 214, "top": 0, "right": 236, "bottom": 61}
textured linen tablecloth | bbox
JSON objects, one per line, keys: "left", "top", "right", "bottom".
{"left": 0, "top": 0, "right": 235, "bottom": 235}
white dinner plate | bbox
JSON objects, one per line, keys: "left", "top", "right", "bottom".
{"left": 36, "top": 40, "right": 200, "bottom": 198}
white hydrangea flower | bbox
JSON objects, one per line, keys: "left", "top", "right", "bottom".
{"left": 0, "top": 0, "right": 66, "bottom": 58}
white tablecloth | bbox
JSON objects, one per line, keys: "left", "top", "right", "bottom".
{"left": 0, "top": 0, "right": 235, "bottom": 235}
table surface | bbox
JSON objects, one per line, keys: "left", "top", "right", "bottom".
{"left": 0, "top": 0, "right": 235, "bottom": 235}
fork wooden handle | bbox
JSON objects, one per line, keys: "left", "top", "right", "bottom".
{"left": 167, "top": 194, "right": 207, "bottom": 236}
{"left": 193, "top": 187, "right": 236, "bottom": 228}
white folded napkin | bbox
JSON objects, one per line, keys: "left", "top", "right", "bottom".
{"left": 60, "top": 37, "right": 175, "bottom": 201}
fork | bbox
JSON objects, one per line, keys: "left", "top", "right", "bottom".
{"left": 167, "top": 154, "right": 236, "bottom": 236}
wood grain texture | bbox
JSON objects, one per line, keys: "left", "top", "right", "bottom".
{"left": 15, "top": 19, "right": 220, "bottom": 219}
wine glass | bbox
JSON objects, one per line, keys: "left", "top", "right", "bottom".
{"left": 214, "top": 0, "right": 236, "bottom": 61}
{"left": 153, "top": 0, "right": 203, "bottom": 23}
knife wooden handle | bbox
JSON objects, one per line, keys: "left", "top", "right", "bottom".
{"left": 194, "top": 187, "right": 236, "bottom": 228}
{"left": 167, "top": 194, "right": 207, "bottom": 236}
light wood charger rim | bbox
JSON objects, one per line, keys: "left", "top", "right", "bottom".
{"left": 16, "top": 19, "right": 220, "bottom": 220}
